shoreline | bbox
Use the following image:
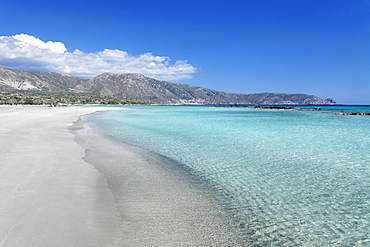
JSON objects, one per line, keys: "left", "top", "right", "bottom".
{"left": 74, "top": 110, "right": 244, "bottom": 246}
{"left": 0, "top": 106, "right": 243, "bottom": 246}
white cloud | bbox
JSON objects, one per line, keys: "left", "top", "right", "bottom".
{"left": 0, "top": 34, "right": 197, "bottom": 81}
{"left": 12, "top": 34, "right": 67, "bottom": 53}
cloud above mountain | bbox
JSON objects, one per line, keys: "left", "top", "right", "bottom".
{"left": 0, "top": 34, "right": 197, "bottom": 81}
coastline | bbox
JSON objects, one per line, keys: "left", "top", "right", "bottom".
{"left": 73, "top": 110, "right": 244, "bottom": 246}
{"left": 0, "top": 106, "right": 243, "bottom": 246}
{"left": 0, "top": 106, "right": 123, "bottom": 246}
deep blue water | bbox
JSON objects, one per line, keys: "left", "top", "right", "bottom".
{"left": 89, "top": 106, "right": 370, "bottom": 246}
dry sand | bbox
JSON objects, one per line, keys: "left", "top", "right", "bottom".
{"left": 0, "top": 106, "right": 122, "bottom": 246}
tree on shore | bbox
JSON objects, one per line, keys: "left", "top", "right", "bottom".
{"left": 24, "top": 98, "right": 34, "bottom": 105}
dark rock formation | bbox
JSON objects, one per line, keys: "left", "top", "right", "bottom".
{"left": 337, "top": 112, "right": 370, "bottom": 116}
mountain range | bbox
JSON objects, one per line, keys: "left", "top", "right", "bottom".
{"left": 0, "top": 65, "right": 336, "bottom": 105}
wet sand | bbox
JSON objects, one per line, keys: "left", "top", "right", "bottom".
{"left": 74, "top": 113, "right": 243, "bottom": 246}
{"left": 0, "top": 106, "right": 242, "bottom": 246}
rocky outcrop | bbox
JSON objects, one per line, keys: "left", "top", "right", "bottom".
{"left": 337, "top": 112, "right": 370, "bottom": 115}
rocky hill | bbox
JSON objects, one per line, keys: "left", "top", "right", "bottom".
{"left": 0, "top": 65, "right": 86, "bottom": 93}
{"left": 0, "top": 66, "right": 336, "bottom": 105}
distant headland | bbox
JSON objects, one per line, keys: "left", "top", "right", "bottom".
{"left": 0, "top": 65, "right": 336, "bottom": 105}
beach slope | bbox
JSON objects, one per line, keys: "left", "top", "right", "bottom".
{"left": 0, "top": 106, "right": 122, "bottom": 247}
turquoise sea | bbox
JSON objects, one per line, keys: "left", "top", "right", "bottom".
{"left": 88, "top": 106, "right": 370, "bottom": 246}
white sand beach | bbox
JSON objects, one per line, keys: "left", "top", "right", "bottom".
{"left": 0, "top": 106, "right": 122, "bottom": 246}
{"left": 0, "top": 106, "right": 242, "bottom": 246}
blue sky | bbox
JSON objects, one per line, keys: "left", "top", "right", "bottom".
{"left": 1, "top": 0, "right": 370, "bottom": 104}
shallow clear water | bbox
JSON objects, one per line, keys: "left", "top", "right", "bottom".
{"left": 89, "top": 106, "right": 370, "bottom": 246}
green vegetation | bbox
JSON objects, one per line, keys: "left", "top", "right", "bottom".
{"left": 0, "top": 92, "right": 148, "bottom": 106}
{"left": 107, "top": 100, "right": 118, "bottom": 105}
{"left": 24, "top": 98, "right": 35, "bottom": 105}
